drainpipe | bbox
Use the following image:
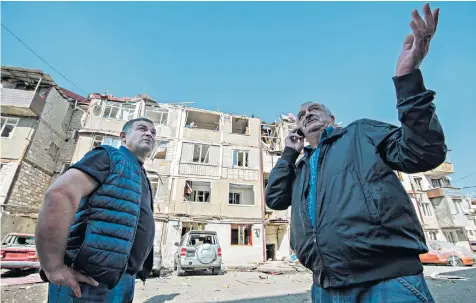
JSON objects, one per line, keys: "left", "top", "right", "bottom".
{"left": 258, "top": 118, "right": 267, "bottom": 262}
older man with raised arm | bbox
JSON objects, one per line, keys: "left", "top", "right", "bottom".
{"left": 266, "top": 4, "right": 444, "bottom": 303}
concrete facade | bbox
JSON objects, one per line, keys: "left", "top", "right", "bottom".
{"left": 0, "top": 66, "right": 85, "bottom": 239}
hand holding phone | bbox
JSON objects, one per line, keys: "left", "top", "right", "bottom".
{"left": 285, "top": 127, "right": 305, "bottom": 153}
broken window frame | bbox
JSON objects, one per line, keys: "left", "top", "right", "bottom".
{"left": 147, "top": 172, "right": 162, "bottom": 200}
{"left": 150, "top": 140, "right": 168, "bottom": 160}
{"left": 230, "top": 224, "right": 253, "bottom": 246}
{"left": 102, "top": 101, "right": 135, "bottom": 121}
{"left": 185, "top": 110, "right": 220, "bottom": 131}
{"left": 0, "top": 116, "right": 19, "bottom": 138}
{"left": 145, "top": 107, "right": 169, "bottom": 125}
{"left": 231, "top": 117, "right": 249, "bottom": 135}
{"left": 184, "top": 180, "right": 211, "bottom": 203}
{"left": 192, "top": 144, "right": 210, "bottom": 164}
{"left": 90, "top": 135, "right": 122, "bottom": 150}
{"left": 233, "top": 150, "right": 249, "bottom": 167}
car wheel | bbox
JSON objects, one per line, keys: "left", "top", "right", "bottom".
{"left": 211, "top": 267, "right": 220, "bottom": 275}
{"left": 449, "top": 256, "right": 464, "bottom": 267}
{"left": 176, "top": 264, "right": 185, "bottom": 276}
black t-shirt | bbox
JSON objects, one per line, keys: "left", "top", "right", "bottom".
{"left": 70, "top": 148, "right": 155, "bottom": 275}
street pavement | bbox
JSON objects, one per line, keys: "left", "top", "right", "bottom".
{"left": 1, "top": 266, "right": 475, "bottom": 302}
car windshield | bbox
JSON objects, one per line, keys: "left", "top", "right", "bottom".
{"left": 187, "top": 234, "right": 216, "bottom": 246}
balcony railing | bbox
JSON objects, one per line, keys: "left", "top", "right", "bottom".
{"left": 178, "top": 162, "right": 220, "bottom": 177}
{"left": 1, "top": 88, "right": 45, "bottom": 117}
{"left": 426, "top": 187, "right": 463, "bottom": 199}
{"left": 424, "top": 161, "right": 454, "bottom": 176}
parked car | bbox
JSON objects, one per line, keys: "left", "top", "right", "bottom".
{"left": 419, "top": 240, "right": 474, "bottom": 267}
{"left": 0, "top": 233, "right": 39, "bottom": 271}
{"left": 174, "top": 230, "right": 222, "bottom": 276}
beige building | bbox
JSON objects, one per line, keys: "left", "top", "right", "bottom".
{"left": 0, "top": 66, "right": 86, "bottom": 238}
{"left": 399, "top": 157, "right": 476, "bottom": 250}
{"left": 69, "top": 94, "right": 266, "bottom": 268}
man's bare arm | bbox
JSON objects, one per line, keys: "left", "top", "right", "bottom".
{"left": 35, "top": 168, "right": 98, "bottom": 273}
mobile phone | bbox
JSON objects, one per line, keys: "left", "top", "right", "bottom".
{"left": 296, "top": 128, "right": 304, "bottom": 137}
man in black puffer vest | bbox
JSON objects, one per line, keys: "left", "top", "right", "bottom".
{"left": 36, "top": 118, "right": 157, "bottom": 302}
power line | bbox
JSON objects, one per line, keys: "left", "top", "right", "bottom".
{"left": 453, "top": 171, "right": 476, "bottom": 183}
{"left": 1, "top": 23, "right": 88, "bottom": 95}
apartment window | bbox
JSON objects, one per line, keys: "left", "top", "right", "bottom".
{"left": 91, "top": 135, "right": 121, "bottom": 150}
{"left": 151, "top": 141, "right": 168, "bottom": 160}
{"left": 229, "top": 184, "right": 254, "bottom": 205}
{"left": 184, "top": 181, "right": 211, "bottom": 203}
{"left": 444, "top": 231, "right": 456, "bottom": 243}
{"left": 193, "top": 144, "right": 210, "bottom": 163}
{"left": 468, "top": 230, "right": 474, "bottom": 238}
{"left": 231, "top": 225, "right": 252, "bottom": 246}
{"left": 421, "top": 202, "right": 433, "bottom": 217}
{"left": 1, "top": 117, "right": 19, "bottom": 138}
{"left": 453, "top": 199, "right": 464, "bottom": 215}
{"left": 47, "top": 142, "right": 60, "bottom": 159}
{"left": 145, "top": 108, "right": 168, "bottom": 125}
{"left": 233, "top": 150, "right": 249, "bottom": 167}
{"left": 147, "top": 172, "right": 161, "bottom": 199}
{"left": 427, "top": 231, "right": 438, "bottom": 240}
{"left": 413, "top": 177, "right": 423, "bottom": 191}
{"left": 103, "top": 102, "right": 134, "bottom": 121}
{"left": 431, "top": 177, "right": 450, "bottom": 188}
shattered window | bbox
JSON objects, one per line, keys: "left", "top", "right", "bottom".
{"left": 184, "top": 181, "right": 211, "bottom": 203}
{"left": 233, "top": 150, "right": 249, "bottom": 167}
{"left": 147, "top": 172, "right": 161, "bottom": 199}
{"left": 103, "top": 102, "right": 135, "bottom": 121}
{"left": 193, "top": 144, "right": 210, "bottom": 163}
{"left": 145, "top": 108, "right": 168, "bottom": 125}
{"left": 152, "top": 141, "right": 168, "bottom": 160}
{"left": 91, "top": 135, "right": 121, "bottom": 150}
{"left": 1, "top": 117, "right": 19, "bottom": 138}
{"left": 231, "top": 225, "right": 252, "bottom": 245}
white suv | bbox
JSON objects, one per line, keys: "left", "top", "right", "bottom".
{"left": 174, "top": 230, "right": 222, "bottom": 276}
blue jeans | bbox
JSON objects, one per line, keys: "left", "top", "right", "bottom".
{"left": 48, "top": 273, "right": 135, "bottom": 303}
{"left": 312, "top": 274, "right": 434, "bottom": 303}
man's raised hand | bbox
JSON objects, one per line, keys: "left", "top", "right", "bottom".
{"left": 396, "top": 3, "right": 440, "bottom": 77}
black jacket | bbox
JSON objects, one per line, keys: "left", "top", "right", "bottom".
{"left": 265, "top": 69, "right": 447, "bottom": 289}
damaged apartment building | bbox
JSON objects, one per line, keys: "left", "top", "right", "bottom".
{"left": 0, "top": 66, "right": 87, "bottom": 238}
{"left": 69, "top": 93, "right": 265, "bottom": 268}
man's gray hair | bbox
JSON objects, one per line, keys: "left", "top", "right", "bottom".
{"left": 300, "top": 102, "right": 333, "bottom": 117}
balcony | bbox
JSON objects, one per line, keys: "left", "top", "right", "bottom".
{"left": 426, "top": 187, "right": 463, "bottom": 199}
{"left": 1, "top": 88, "right": 45, "bottom": 117}
{"left": 424, "top": 161, "right": 454, "bottom": 177}
{"left": 178, "top": 163, "right": 220, "bottom": 177}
